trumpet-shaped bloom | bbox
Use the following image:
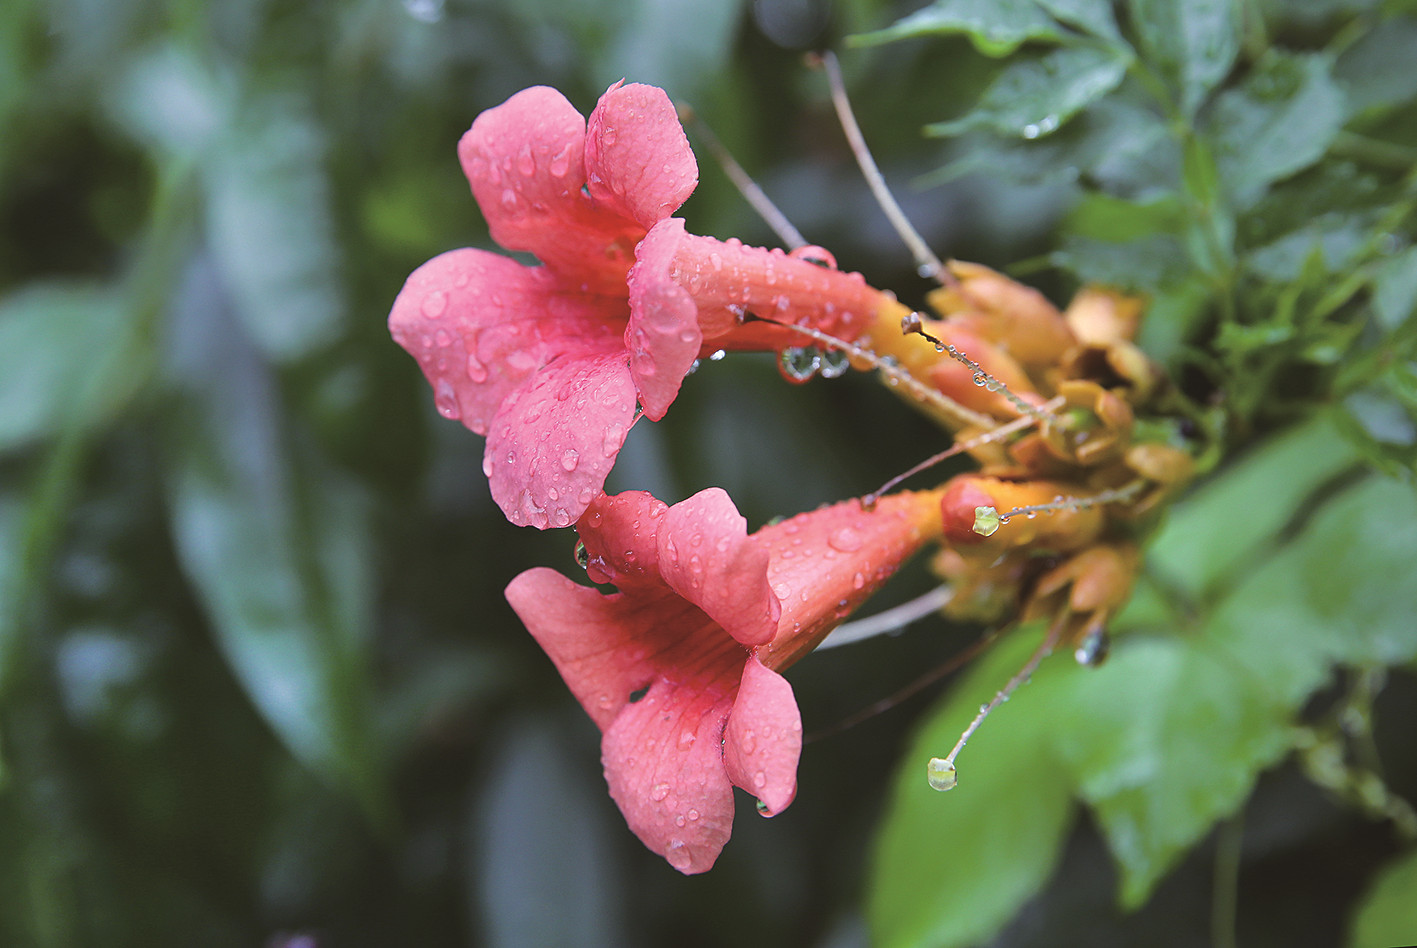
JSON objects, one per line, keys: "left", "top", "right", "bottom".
{"left": 390, "top": 83, "right": 905, "bottom": 528}
{"left": 505, "top": 486, "right": 943, "bottom": 872}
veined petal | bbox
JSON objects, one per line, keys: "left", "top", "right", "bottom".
{"left": 484, "top": 352, "right": 637, "bottom": 529}
{"left": 601, "top": 680, "right": 736, "bottom": 874}
{"left": 585, "top": 82, "right": 698, "bottom": 230}
{"left": 504, "top": 568, "right": 664, "bottom": 730}
{"left": 576, "top": 490, "right": 669, "bottom": 592}
{"left": 657, "top": 488, "right": 779, "bottom": 647}
{"left": 722, "top": 656, "right": 801, "bottom": 817}
{"left": 389, "top": 248, "right": 623, "bottom": 435}
{"left": 459, "top": 86, "right": 645, "bottom": 293}
{"left": 756, "top": 489, "right": 946, "bottom": 670}
{"left": 626, "top": 219, "right": 701, "bottom": 421}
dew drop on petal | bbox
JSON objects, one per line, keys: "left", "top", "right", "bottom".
{"left": 665, "top": 839, "right": 691, "bottom": 871}
{"left": 433, "top": 379, "right": 460, "bottom": 419}
{"left": 972, "top": 372, "right": 987, "bottom": 387}
{"left": 752, "top": 771, "right": 766, "bottom": 789}
{"left": 421, "top": 290, "right": 448, "bottom": 319}
{"left": 466, "top": 352, "right": 488, "bottom": 383}
{"left": 560, "top": 448, "right": 580, "bottom": 472}
{"left": 778, "top": 347, "right": 820, "bottom": 382}
{"left": 651, "top": 782, "right": 671, "bottom": 802}
{"left": 828, "top": 526, "right": 864, "bottom": 552}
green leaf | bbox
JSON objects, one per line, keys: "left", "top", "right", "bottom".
{"left": 1052, "top": 636, "right": 1293, "bottom": 907}
{"left": 1065, "top": 192, "right": 1184, "bottom": 242}
{"left": 1206, "top": 53, "right": 1347, "bottom": 209}
{"left": 163, "top": 263, "right": 383, "bottom": 815}
{"left": 1050, "top": 233, "right": 1190, "bottom": 291}
{"left": 1333, "top": 16, "right": 1417, "bottom": 116}
{"left": 204, "top": 92, "right": 345, "bottom": 363}
{"left": 600, "top": 0, "right": 745, "bottom": 98}
{"left": 868, "top": 628, "right": 1076, "bottom": 948}
{"left": 1128, "top": 0, "right": 1241, "bottom": 115}
{"left": 0, "top": 282, "right": 129, "bottom": 452}
{"left": 852, "top": 0, "right": 1068, "bottom": 56}
{"left": 1373, "top": 246, "right": 1417, "bottom": 332}
{"left": 1245, "top": 213, "right": 1373, "bottom": 282}
{"left": 929, "top": 46, "right": 1130, "bottom": 140}
{"left": 1034, "top": 0, "right": 1125, "bottom": 44}
{"left": 1147, "top": 412, "right": 1360, "bottom": 601}
{"left": 1349, "top": 848, "right": 1417, "bottom": 948}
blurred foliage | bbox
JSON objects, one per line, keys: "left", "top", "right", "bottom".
{"left": 0, "top": 0, "right": 1414, "bottom": 947}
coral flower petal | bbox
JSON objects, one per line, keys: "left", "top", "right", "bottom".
{"left": 585, "top": 82, "right": 698, "bottom": 230}
{"left": 601, "top": 681, "right": 736, "bottom": 874}
{"left": 504, "top": 567, "right": 668, "bottom": 731}
{"left": 722, "top": 656, "right": 801, "bottom": 816}
{"left": 626, "top": 219, "right": 702, "bottom": 420}
{"left": 576, "top": 490, "right": 669, "bottom": 592}
{"left": 484, "top": 352, "right": 637, "bottom": 529}
{"left": 657, "top": 488, "right": 779, "bottom": 647}
{"left": 459, "top": 86, "right": 644, "bottom": 293}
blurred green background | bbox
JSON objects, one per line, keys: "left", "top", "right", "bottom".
{"left": 3, "top": 0, "right": 1416, "bottom": 945}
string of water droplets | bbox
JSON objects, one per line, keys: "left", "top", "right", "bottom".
{"left": 971, "top": 480, "right": 1148, "bottom": 538}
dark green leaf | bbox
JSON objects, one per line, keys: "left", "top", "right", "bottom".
{"left": 164, "top": 261, "right": 383, "bottom": 815}
{"left": 1373, "top": 246, "right": 1417, "bottom": 332}
{"left": 204, "top": 93, "right": 345, "bottom": 362}
{"left": 929, "top": 46, "right": 1130, "bottom": 140}
{"left": 1147, "top": 412, "right": 1360, "bottom": 601}
{"left": 1050, "top": 233, "right": 1190, "bottom": 291}
{"left": 1349, "top": 849, "right": 1417, "bottom": 948}
{"left": 869, "top": 628, "right": 1076, "bottom": 948}
{"left": 1035, "top": 0, "right": 1125, "bottom": 44}
{"left": 1051, "top": 635, "right": 1294, "bottom": 907}
{"left": 1206, "top": 53, "right": 1347, "bottom": 208}
{"left": 1127, "top": 0, "right": 1241, "bottom": 115}
{"left": 0, "top": 282, "right": 128, "bottom": 452}
{"left": 1245, "top": 212, "right": 1373, "bottom": 282}
{"left": 1333, "top": 16, "right": 1417, "bottom": 116}
{"left": 852, "top": 0, "right": 1068, "bottom": 56}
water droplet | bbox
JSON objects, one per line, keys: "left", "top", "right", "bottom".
{"left": 740, "top": 730, "right": 756, "bottom": 754}
{"left": 602, "top": 424, "right": 624, "bottom": 457}
{"left": 421, "top": 290, "right": 448, "bottom": 319}
{"left": 755, "top": 799, "right": 774, "bottom": 817}
{"left": 675, "top": 815, "right": 686, "bottom": 827}
{"left": 778, "top": 347, "right": 820, "bottom": 382}
{"left": 548, "top": 147, "right": 572, "bottom": 178}
{"left": 926, "top": 757, "right": 957, "bottom": 791}
{"left": 1022, "top": 123, "right": 1042, "bottom": 139}
{"left": 678, "top": 730, "right": 696, "bottom": 748}
{"left": 852, "top": 571, "right": 866, "bottom": 590}
{"left": 1074, "top": 627, "right": 1111, "bottom": 667}
{"left": 560, "top": 448, "right": 580, "bottom": 472}
{"left": 664, "top": 839, "right": 691, "bottom": 871}
{"left": 828, "top": 526, "right": 864, "bottom": 552}
{"left": 574, "top": 540, "right": 589, "bottom": 568}
{"left": 709, "top": 349, "right": 726, "bottom": 361}
{"left": 650, "top": 783, "right": 671, "bottom": 801}
{"left": 433, "top": 379, "right": 459, "bottom": 419}
{"left": 789, "top": 245, "right": 837, "bottom": 269}
{"left": 972, "top": 506, "right": 1001, "bottom": 537}
{"left": 972, "top": 372, "right": 987, "bottom": 387}
{"left": 500, "top": 188, "right": 519, "bottom": 211}
{"left": 551, "top": 507, "right": 571, "bottom": 527}
{"left": 465, "top": 352, "right": 488, "bottom": 383}
{"left": 752, "top": 771, "right": 766, "bottom": 788}
{"left": 687, "top": 808, "right": 700, "bottom": 822}
{"left": 819, "top": 349, "right": 851, "bottom": 379}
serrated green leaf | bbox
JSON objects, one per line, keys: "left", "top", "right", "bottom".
{"left": 1207, "top": 52, "right": 1347, "bottom": 209}
{"left": 868, "top": 628, "right": 1076, "bottom": 948}
{"left": 204, "top": 92, "right": 345, "bottom": 362}
{"left": 1148, "top": 413, "right": 1360, "bottom": 601}
{"left": 852, "top": 0, "right": 1067, "bottom": 56}
{"left": 1373, "top": 246, "right": 1417, "bottom": 332}
{"left": 1333, "top": 15, "right": 1417, "bottom": 116}
{"left": 1128, "top": 0, "right": 1241, "bottom": 116}
{"left": 929, "top": 46, "right": 1130, "bottom": 140}
{"left": 0, "top": 282, "right": 128, "bottom": 452}
{"left": 1349, "top": 848, "right": 1417, "bottom": 948}
{"left": 164, "top": 264, "right": 383, "bottom": 815}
